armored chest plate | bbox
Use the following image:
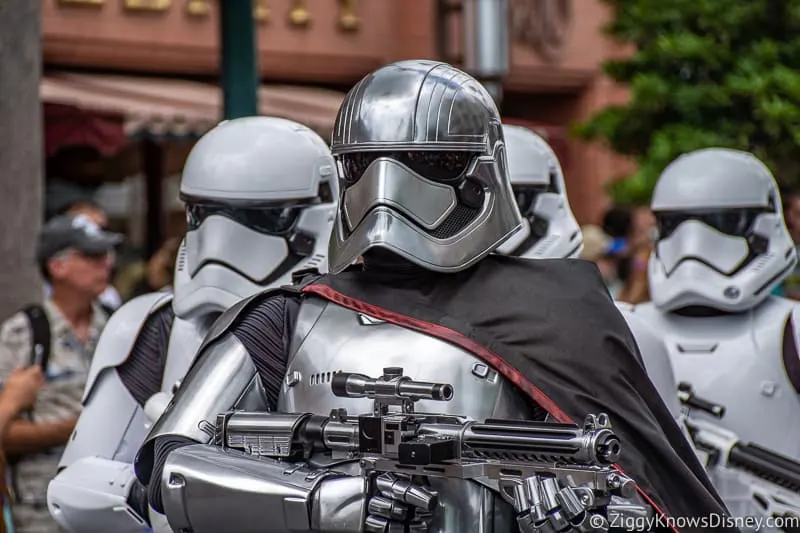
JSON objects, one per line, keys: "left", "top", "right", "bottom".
{"left": 278, "top": 298, "right": 535, "bottom": 423}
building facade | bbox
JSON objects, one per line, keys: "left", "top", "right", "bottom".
{"left": 42, "top": 0, "right": 631, "bottom": 224}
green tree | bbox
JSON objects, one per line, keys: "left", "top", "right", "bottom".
{"left": 575, "top": 0, "right": 800, "bottom": 205}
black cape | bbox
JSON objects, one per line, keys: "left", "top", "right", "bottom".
{"left": 299, "top": 255, "right": 737, "bottom": 533}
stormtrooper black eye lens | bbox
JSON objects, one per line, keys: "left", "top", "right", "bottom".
{"left": 512, "top": 185, "right": 548, "bottom": 216}
{"left": 237, "top": 207, "right": 302, "bottom": 235}
{"left": 655, "top": 209, "right": 767, "bottom": 239}
{"left": 185, "top": 203, "right": 304, "bottom": 235}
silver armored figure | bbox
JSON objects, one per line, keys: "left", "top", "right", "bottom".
{"left": 134, "top": 60, "right": 729, "bottom": 533}
{"left": 622, "top": 148, "right": 800, "bottom": 529}
{"left": 48, "top": 116, "right": 338, "bottom": 533}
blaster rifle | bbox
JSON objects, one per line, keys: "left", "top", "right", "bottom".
{"left": 685, "top": 417, "right": 800, "bottom": 528}
{"left": 214, "top": 367, "right": 642, "bottom": 530}
{"left": 678, "top": 385, "right": 800, "bottom": 493}
{"left": 679, "top": 385, "right": 800, "bottom": 529}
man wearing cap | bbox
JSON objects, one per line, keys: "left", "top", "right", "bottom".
{"left": 0, "top": 213, "right": 120, "bottom": 533}
{"left": 45, "top": 196, "right": 123, "bottom": 312}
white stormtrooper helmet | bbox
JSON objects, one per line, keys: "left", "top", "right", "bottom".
{"left": 172, "top": 116, "right": 337, "bottom": 319}
{"left": 649, "top": 148, "right": 795, "bottom": 313}
{"left": 495, "top": 124, "right": 583, "bottom": 259}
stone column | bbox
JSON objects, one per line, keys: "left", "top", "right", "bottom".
{"left": 0, "top": 0, "right": 44, "bottom": 319}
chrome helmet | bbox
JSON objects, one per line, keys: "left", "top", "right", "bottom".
{"left": 327, "top": 59, "right": 524, "bottom": 273}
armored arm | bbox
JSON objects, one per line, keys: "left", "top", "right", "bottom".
{"left": 686, "top": 416, "right": 800, "bottom": 523}
{"left": 160, "top": 445, "right": 370, "bottom": 533}
{"left": 49, "top": 295, "right": 170, "bottom": 533}
{"left": 48, "top": 457, "right": 150, "bottom": 533}
{"left": 616, "top": 305, "right": 682, "bottom": 420}
{"left": 135, "top": 290, "right": 290, "bottom": 485}
{"left": 214, "top": 368, "right": 653, "bottom": 533}
{"left": 134, "top": 333, "right": 260, "bottom": 506}
{"left": 48, "top": 374, "right": 150, "bottom": 532}
{"left": 136, "top": 332, "right": 377, "bottom": 533}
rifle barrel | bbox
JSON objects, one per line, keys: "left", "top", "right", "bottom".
{"left": 728, "top": 442, "right": 800, "bottom": 492}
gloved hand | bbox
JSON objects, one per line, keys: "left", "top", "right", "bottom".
{"left": 126, "top": 478, "right": 150, "bottom": 525}
{"left": 363, "top": 473, "right": 439, "bottom": 533}
{"left": 514, "top": 474, "right": 610, "bottom": 533}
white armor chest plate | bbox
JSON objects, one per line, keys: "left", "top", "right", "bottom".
{"left": 636, "top": 299, "right": 800, "bottom": 459}
{"left": 162, "top": 314, "right": 216, "bottom": 394}
{"left": 278, "top": 299, "right": 535, "bottom": 420}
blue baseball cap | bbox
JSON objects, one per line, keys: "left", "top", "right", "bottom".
{"left": 606, "top": 237, "right": 628, "bottom": 256}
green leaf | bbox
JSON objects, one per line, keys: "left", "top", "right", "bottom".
{"left": 573, "top": 0, "right": 800, "bottom": 202}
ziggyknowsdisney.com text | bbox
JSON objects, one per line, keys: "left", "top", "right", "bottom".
{"left": 592, "top": 512, "right": 800, "bottom": 531}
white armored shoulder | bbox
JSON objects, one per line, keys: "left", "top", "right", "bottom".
{"left": 750, "top": 296, "right": 800, "bottom": 358}
{"left": 615, "top": 302, "right": 682, "bottom": 418}
{"left": 788, "top": 299, "right": 800, "bottom": 337}
{"left": 759, "top": 296, "right": 800, "bottom": 395}
{"left": 83, "top": 291, "right": 174, "bottom": 403}
{"left": 757, "top": 294, "right": 800, "bottom": 327}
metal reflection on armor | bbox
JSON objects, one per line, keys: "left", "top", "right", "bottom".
{"left": 214, "top": 367, "right": 640, "bottom": 533}
{"left": 153, "top": 299, "right": 655, "bottom": 533}
{"left": 282, "top": 298, "right": 539, "bottom": 533}
{"left": 327, "top": 59, "right": 524, "bottom": 274}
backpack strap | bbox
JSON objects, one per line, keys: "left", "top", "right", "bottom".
{"left": 8, "top": 305, "right": 52, "bottom": 503}
{"left": 20, "top": 305, "right": 50, "bottom": 371}
{"left": 99, "top": 303, "right": 115, "bottom": 318}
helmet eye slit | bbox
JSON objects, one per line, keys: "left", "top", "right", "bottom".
{"left": 338, "top": 152, "right": 476, "bottom": 186}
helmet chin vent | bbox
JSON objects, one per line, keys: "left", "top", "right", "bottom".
{"left": 748, "top": 253, "right": 773, "bottom": 273}
{"left": 538, "top": 234, "right": 557, "bottom": 251}
{"left": 303, "top": 253, "right": 325, "bottom": 270}
{"left": 176, "top": 243, "right": 187, "bottom": 272}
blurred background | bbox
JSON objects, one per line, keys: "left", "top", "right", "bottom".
{"left": 1, "top": 0, "right": 799, "bottom": 317}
